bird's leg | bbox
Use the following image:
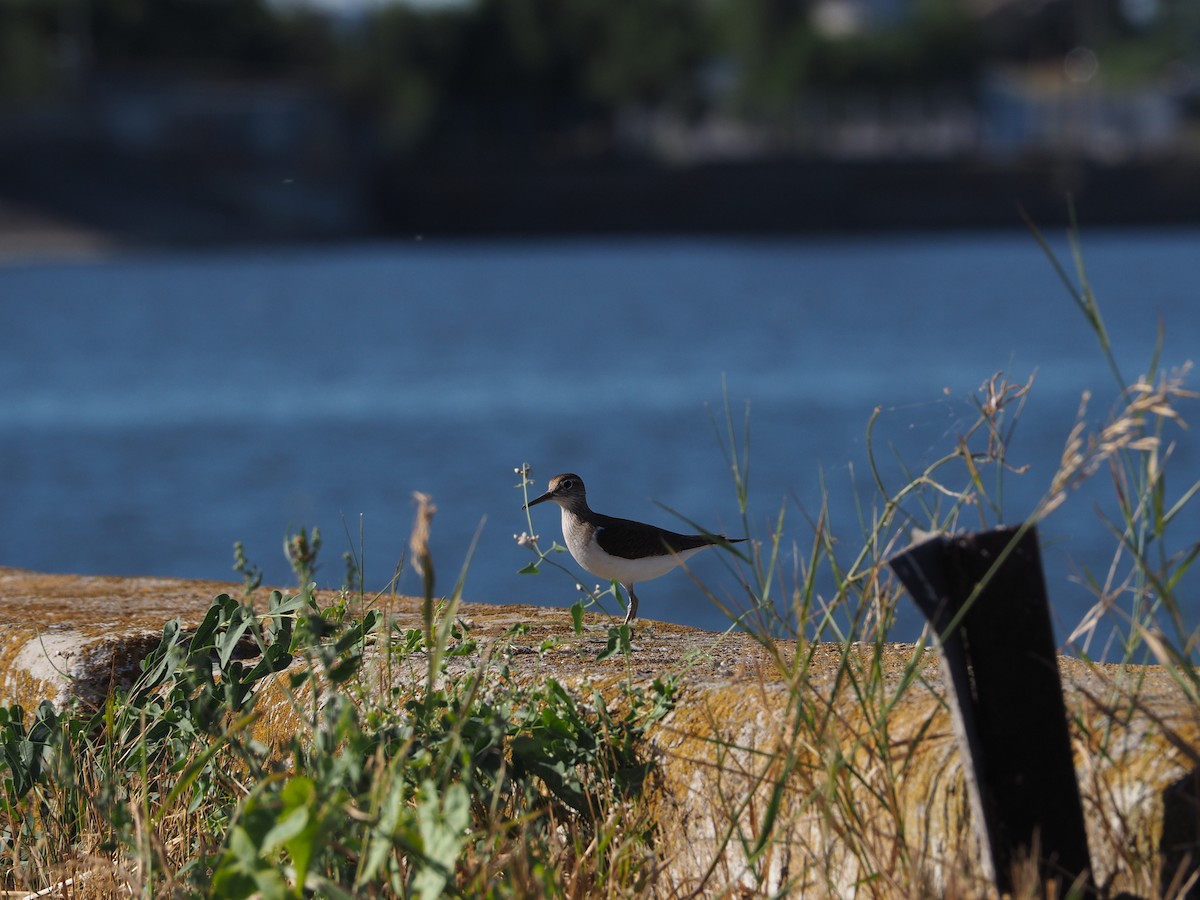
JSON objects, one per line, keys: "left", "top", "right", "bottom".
{"left": 623, "top": 584, "right": 639, "bottom": 625}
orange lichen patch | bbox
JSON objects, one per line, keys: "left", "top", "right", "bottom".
{"left": 639, "top": 643, "right": 972, "bottom": 896}
{"left": 0, "top": 566, "right": 239, "bottom": 708}
{"left": 1059, "top": 661, "right": 1200, "bottom": 897}
{"left": 642, "top": 651, "right": 1200, "bottom": 897}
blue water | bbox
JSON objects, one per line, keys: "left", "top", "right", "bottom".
{"left": 2, "top": 231, "right": 1198, "bottom": 649}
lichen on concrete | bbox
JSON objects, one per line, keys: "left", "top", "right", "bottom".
{"left": 1, "top": 566, "right": 1197, "bottom": 896}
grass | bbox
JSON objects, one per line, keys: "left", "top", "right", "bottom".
{"left": 1, "top": 545, "right": 677, "bottom": 897}
{"left": 2, "top": 217, "right": 1199, "bottom": 897}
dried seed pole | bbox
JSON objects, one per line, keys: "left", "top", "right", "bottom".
{"left": 889, "top": 525, "right": 1094, "bottom": 895}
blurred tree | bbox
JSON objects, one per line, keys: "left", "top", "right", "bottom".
{"left": 574, "top": 0, "right": 708, "bottom": 110}
{"left": 2, "top": 0, "right": 1192, "bottom": 163}
{"left": 275, "top": 6, "right": 339, "bottom": 76}
{"left": 336, "top": 0, "right": 707, "bottom": 161}
{"left": 331, "top": 5, "right": 461, "bottom": 154}
{"left": 0, "top": 1, "right": 60, "bottom": 101}
{"left": 0, "top": 0, "right": 345, "bottom": 102}
{"left": 439, "top": 0, "right": 590, "bottom": 156}
{"left": 1083, "top": 0, "right": 1200, "bottom": 86}
{"left": 979, "top": 0, "right": 1084, "bottom": 61}
{"left": 90, "top": 0, "right": 290, "bottom": 74}
{"left": 813, "top": 0, "right": 983, "bottom": 88}
{"left": 718, "top": 0, "right": 982, "bottom": 110}
{"left": 714, "top": 0, "right": 817, "bottom": 111}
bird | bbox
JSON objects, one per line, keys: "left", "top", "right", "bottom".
{"left": 523, "top": 473, "right": 744, "bottom": 625}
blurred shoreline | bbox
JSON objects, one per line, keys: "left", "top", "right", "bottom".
{"left": 376, "top": 157, "right": 1200, "bottom": 236}
{"left": 2, "top": 153, "right": 1199, "bottom": 263}
{"left": 0, "top": 200, "right": 121, "bottom": 264}
{"left": 5, "top": 0, "right": 1200, "bottom": 265}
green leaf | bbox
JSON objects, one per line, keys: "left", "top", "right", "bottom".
{"left": 137, "top": 619, "right": 184, "bottom": 691}
{"left": 517, "top": 562, "right": 541, "bottom": 575}
{"left": 1167, "top": 542, "right": 1200, "bottom": 592}
{"left": 327, "top": 655, "right": 362, "bottom": 684}
{"left": 359, "top": 764, "right": 414, "bottom": 885}
{"left": 262, "top": 804, "right": 310, "bottom": 853}
{"left": 189, "top": 602, "right": 223, "bottom": 652}
{"left": 275, "top": 777, "right": 324, "bottom": 892}
{"left": 596, "top": 624, "right": 631, "bottom": 661}
{"left": 245, "top": 643, "right": 294, "bottom": 683}
{"left": 212, "top": 824, "right": 286, "bottom": 900}
{"left": 217, "top": 602, "right": 255, "bottom": 669}
{"left": 570, "top": 601, "right": 585, "bottom": 635}
{"left": 209, "top": 862, "right": 259, "bottom": 900}
{"left": 412, "top": 780, "right": 469, "bottom": 900}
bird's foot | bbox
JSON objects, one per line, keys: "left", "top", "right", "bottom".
{"left": 622, "top": 586, "right": 639, "bottom": 626}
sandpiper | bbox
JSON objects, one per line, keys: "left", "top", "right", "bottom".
{"left": 524, "top": 473, "right": 744, "bottom": 625}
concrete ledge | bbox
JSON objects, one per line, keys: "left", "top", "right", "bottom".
{"left": 0, "top": 567, "right": 245, "bottom": 708}
{"left": 2, "top": 566, "right": 1196, "bottom": 895}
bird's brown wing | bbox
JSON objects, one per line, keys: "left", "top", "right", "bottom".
{"left": 592, "top": 514, "right": 719, "bottom": 559}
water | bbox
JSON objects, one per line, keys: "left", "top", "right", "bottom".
{"left": 2, "top": 231, "right": 1198, "bottom": 647}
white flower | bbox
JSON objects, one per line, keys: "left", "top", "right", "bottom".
{"left": 513, "top": 531, "right": 539, "bottom": 548}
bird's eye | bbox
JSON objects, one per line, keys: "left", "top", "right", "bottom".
{"left": 559, "top": 479, "right": 574, "bottom": 490}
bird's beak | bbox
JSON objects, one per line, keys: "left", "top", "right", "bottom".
{"left": 523, "top": 490, "right": 555, "bottom": 510}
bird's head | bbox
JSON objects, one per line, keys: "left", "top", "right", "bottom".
{"left": 524, "top": 473, "right": 588, "bottom": 511}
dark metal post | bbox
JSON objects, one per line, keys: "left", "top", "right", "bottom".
{"left": 888, "top": 525, "right": 1093, "bottom": 895}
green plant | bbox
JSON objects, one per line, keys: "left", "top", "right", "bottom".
{"left": 284, "top": 526, "right": 322, "bottom": 588}
{"left": 233, "top": 539, "right": 264, "bottom": 596}
{"left": 1, "top": 493, "right": 674, "bottom": 897}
